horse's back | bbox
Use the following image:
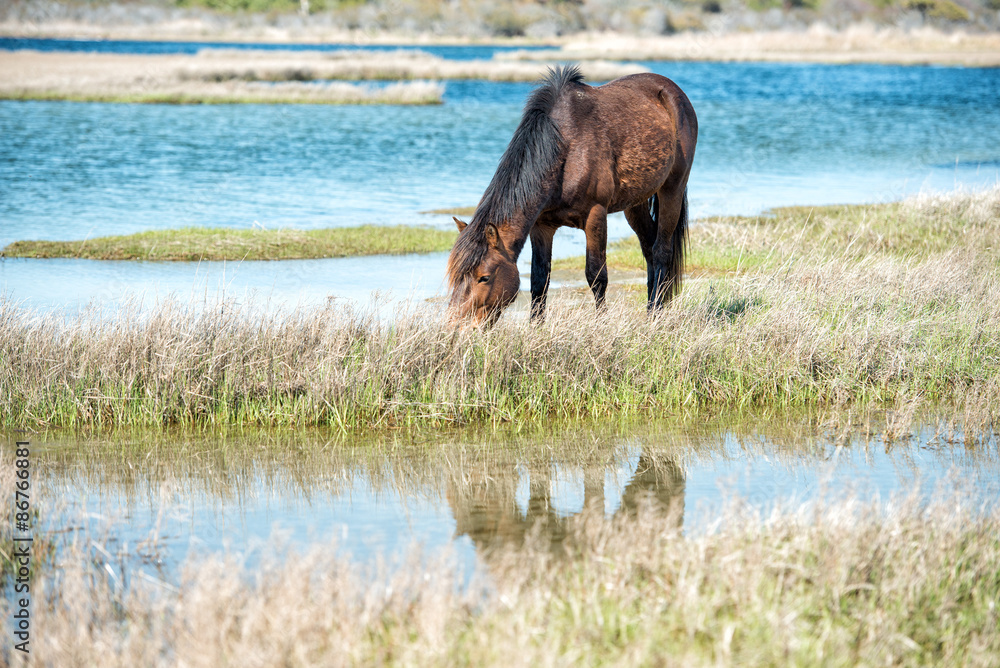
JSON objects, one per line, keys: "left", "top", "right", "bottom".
{"left": 593, "top": 72, "right": 690, "bottom": 108}
{"left": 554, "top": 72, "right": 695, "bottom": 212}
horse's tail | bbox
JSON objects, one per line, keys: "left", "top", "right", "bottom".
{"left": 669, "top": 188, "right": 688, "bottom": 299}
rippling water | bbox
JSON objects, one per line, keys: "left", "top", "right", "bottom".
{"left": 2, "top": 44, "right": 999, "bottom": 311}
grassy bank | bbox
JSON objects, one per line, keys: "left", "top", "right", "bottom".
{"left": 1, "top": 188, "right": 998, "bottom": 431}
{"left": 2, "top": 225, "right": 458, "bottom": 261}
{"left": 13, "top": 490, "right": 1000, "bottom": 666}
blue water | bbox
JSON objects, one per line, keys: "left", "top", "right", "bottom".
{"left": 0, "top": 36, "right": 554, "bottom": 60}
{"left": 1, "top": 58, "right": 999, "bottom": 311}
{"left": 0, "top": 253, "right": 449, "bottom": 311}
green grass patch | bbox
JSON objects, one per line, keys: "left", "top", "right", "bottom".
{"left": 2, "top": 225, "right": 458, "bottom": 261}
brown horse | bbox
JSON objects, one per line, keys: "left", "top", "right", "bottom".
{"left": 446, "top": 65, "right": 697, "bottom": 326}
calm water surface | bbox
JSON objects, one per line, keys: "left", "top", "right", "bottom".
{"left": 17, "top": 417, "right": 1000, "bottom": 583}
{"left": 2, "top": 56, "right": 999, "bottom": 311}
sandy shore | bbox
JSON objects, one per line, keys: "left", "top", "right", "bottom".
{"left": 3, "top": 18, "right": 999, "bottom": 67}
{"left": 0, "top": 49, "right": 644, "bottom": 104}
{"left": 503, "top": 25, "right": 1000, "bottom": 67}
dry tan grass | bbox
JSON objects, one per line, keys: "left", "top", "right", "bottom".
{"left": 9, "top": 489, "right": 999, "bottom": 666}
{"left": 1, "top": 188, "right": 998, "bottom": 431}
{"left": 1, "top": 250, "right": 998, "bottom": 431}
{"left": 0, "top": 49, "right": 645, "bottom": 104}
{"left": 0, "top": 49, "right": 447, "bottom": 104}
{"left": 191, "top": 47, "right": 646, "bottom": 81}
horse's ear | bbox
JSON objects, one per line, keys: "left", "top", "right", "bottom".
{"left": 484, "top": 223, "right": 500, "bottom": 248}
{"left": 453, "top": 217, "right": 467, "bottom": 232}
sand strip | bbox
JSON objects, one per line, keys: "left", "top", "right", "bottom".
{"left": 0, "top": 49, "right": 647, "bottom": 104}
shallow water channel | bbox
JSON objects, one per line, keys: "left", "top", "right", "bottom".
{"left": 3, "top": 51, "right": 1000, "bottom": 312}
{"left": 13, "top": 414, "right": 999, "bottom": 584}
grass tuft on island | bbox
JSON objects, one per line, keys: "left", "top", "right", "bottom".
{"left": 2, "top": 225, "right": 458, "bottom": 262}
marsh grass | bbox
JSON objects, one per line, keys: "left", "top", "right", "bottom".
{"left": 2, "top": 188, "right": 998, "bottom": 431}
{"left": 189, "top": 48, "right": 647, "bottom": 82}
{"left": 2, "top": 225, "right": 458, "bottom": 261}
{"left": 11, "top": 487, "right": 1000, "bottom": 666}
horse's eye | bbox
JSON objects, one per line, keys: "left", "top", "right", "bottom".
{"left": 478, "top": 275, "right": 490, "bottom": 284}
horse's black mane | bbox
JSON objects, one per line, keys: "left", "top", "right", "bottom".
{"left": 475, "top": 64, "right": 582, "bottom": 228}
{"left": 447, "top": 65, "right": 584, "bottom": 288}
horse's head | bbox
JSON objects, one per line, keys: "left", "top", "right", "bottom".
{"left": 446, "top": 217, "right": 520, "bottom": 327}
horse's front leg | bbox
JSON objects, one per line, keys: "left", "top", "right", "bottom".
{"left": 584, "top": 205, "right": 609, "bottom": 311}
{"left": 529, "top": 224, "right": 556, "bottom": 323}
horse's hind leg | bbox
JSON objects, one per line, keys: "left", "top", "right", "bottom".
{"left": 625, "top": 197, "right": 657, "bottom": 307}
{"left": 650, "top": 185, "right": 689, "bottom": 310}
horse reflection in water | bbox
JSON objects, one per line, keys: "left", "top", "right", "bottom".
{"left": 446, "top": 451, "right": 685, "bottom": 555}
